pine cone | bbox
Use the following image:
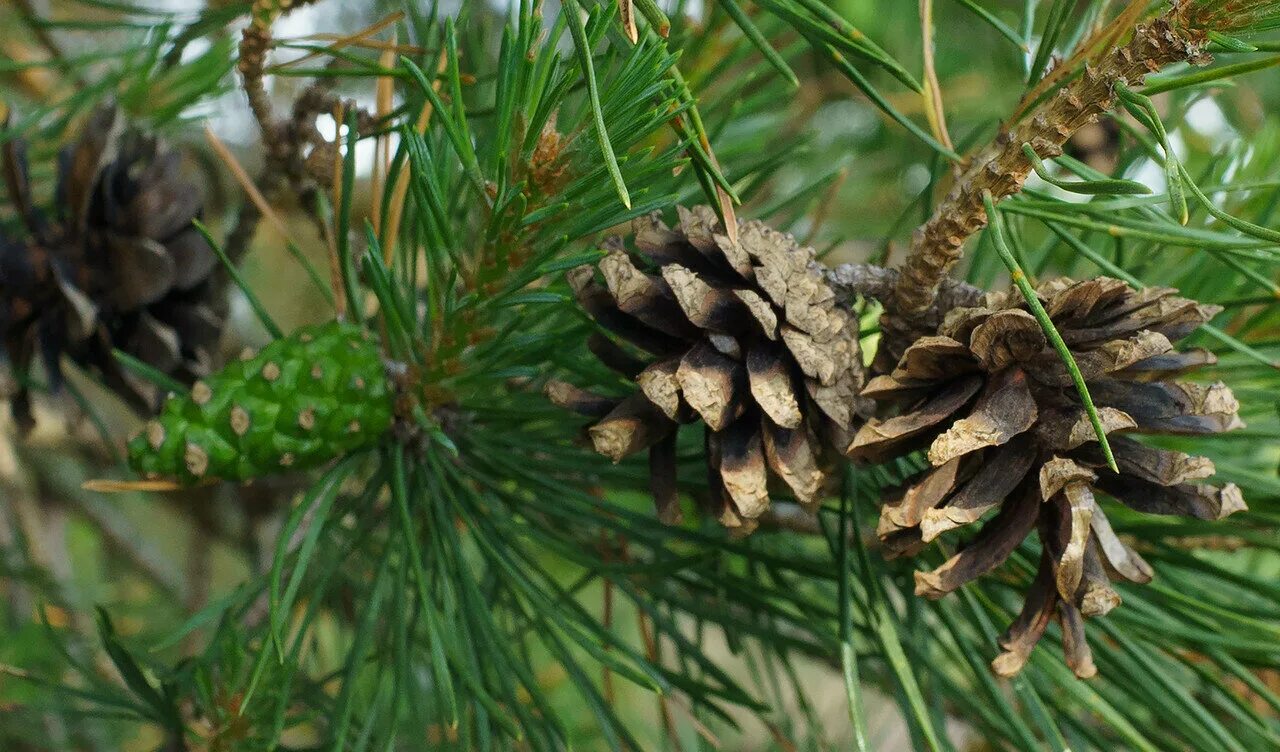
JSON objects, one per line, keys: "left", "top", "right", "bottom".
{"left": 128, "top": 322, "right": 391, "bottom": 484}
{"left": 848, "top": 276, "right": 1245, "bottom": 677}
{"left": 0, "top": 104, "right": 224, "bottom": 428}
{"left": 549, "top": 207, "right": 868, "bottom": 531}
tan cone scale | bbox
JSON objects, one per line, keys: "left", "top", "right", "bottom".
{"left": 847, "top": 276, "right": 1245, "bottom": 678}
{"left": 549, "top": 207, "right": 869, "bottom": 531}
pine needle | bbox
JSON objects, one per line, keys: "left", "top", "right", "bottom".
{"left": 982, "top": 191, "right": 1119, "bottom": 473}
{"left": 384, "top": 51, "right": 446, "bottom": 259}
{"left": 83, "top": 479, "right": 209, "bottom": 493}
{"left": 373, "top": 34, "right": 396, "bottom": 260}
{"left": 271, "top": 12, "right": 405, "bottom": 72}
{"left": 192, "top": 219, "right": 284, "bottom": 340}
{"left": 564, "top": 5, "right": 632, "bottom": 209}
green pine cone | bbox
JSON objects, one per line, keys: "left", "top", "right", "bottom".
{"left": 128, "top": 322, "right": 393, "bottom": 484}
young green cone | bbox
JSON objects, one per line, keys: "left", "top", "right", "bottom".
{"left": 128, "top": 321, "right": 392, "bottom": 484}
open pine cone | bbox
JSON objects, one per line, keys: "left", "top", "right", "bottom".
{"left": 548, "top": 206, "right": 868, "bottom": 531}
{"left": 1, "top": 104, "right": 224, "bottom": 428}
{"left": 847, "top": 276, "right": 1244, "bottom": 677}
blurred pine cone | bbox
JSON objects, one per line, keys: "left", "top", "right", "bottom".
{"left": 1066, "top": 117, "right": 1122, "bottom": 175}
{"left": 0, "top": 104, "right": 224, "bottom": 428}
{"left": 847, "top": 276, "right": 1244, "bottom": 677}
{"left": 549, "top": 207, "right": 868, "bottom": 532}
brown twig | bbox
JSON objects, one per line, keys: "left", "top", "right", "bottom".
{"left": 203, "top": 126, "right": 298, "bottom": 246}
{"left": 890, "top": 13, "right": 1210, "bottom": 319}
{"left": 329, "top": 101, "right": 349, "bottom": 320}
{"left": 294, "top": 35, "right": 423, "bottom": 56}
{"left": 238, "top": 1, "right": 296, "bottom": 147}
{"left": 373, "top": 37, "right": 397, "bottom": 255}
{"left": 233, "top": 0, "right": 380, "bottom": 272}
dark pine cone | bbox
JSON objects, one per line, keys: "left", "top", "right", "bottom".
{"left": 1, "top": 104, "right": 224, "bottom": 428}
{"left": 549, "top": 206, "right": 868, "bottom": 532}
{"left": 847, "top": 276, "right": 1244, "bottom": 677}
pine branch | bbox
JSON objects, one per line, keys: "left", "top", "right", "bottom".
{"left": 891, "top": 11, "right": 1212, "bottom": 320}
{"left": 823, "top": 262, "right": 984, "bottom": 312}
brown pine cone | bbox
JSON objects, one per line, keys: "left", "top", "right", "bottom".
{"left": 548, "top": 207, "right": 869, "bottom": 531}
{"left": 847, "top": 276, "right": 1244, "bottom": 677}
{"left": 1, "top": 104, "right": 224, "bottom": 428}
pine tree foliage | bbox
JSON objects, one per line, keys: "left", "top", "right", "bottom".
{"left": 1, "top": 0, "right": 1279, "bottom": 750}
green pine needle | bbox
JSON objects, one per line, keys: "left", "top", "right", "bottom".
{"left": 1143, "top": 53, "right": 1280, "bottom": 95}
{"left": 952, "top": 0, "right": 1030, "bottom": 50}
{"left": 564, "top": 5, "right": 632, "bottom": 209}
{"left": 111, "top": 349, "right": 188, "bottom": 395}
{"left": 1022, "top": 143, "right": 1151, "bottom": 195}
{"left": 719, "top": 0, "right": 800, "bottom": 87}
{"left": 982, "top": 191, "right": 1119, "bottom": 473}
{"left": 191, "top": 219, "right": 283, "bottom": 340}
